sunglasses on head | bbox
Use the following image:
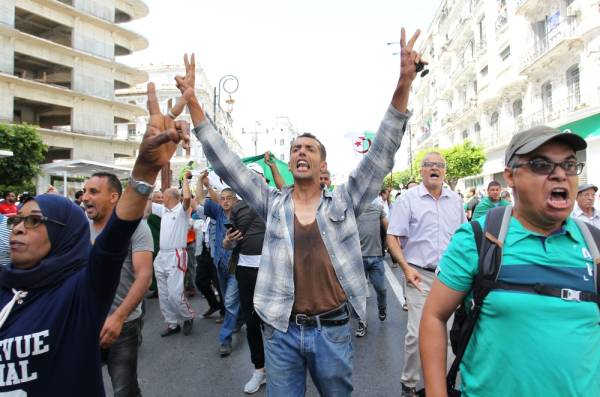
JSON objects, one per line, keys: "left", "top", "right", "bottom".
{"left": 7, "top": 215, "right": 66, "bottom": 230}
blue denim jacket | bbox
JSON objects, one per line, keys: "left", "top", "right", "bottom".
{"left": 203, "top": 199, "right": 231, "bottom": 268}
{"left": 194, "top": 105, "right": 409, "bottom": 331}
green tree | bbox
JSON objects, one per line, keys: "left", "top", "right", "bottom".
{"left": 442, "top": 141, "right": 485, "bottom": 190}
{"left": 410, "top": 141, "right": 485, "bottom": 190}
{"left": 0, "top": 124, "right": 47, "bottom": 193}
{"left": 383, "top": 168, "right": 414, "bottom": 189}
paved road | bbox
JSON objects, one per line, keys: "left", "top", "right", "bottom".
{"left": 103, "top": 258, "right": 410, "bottom": 396}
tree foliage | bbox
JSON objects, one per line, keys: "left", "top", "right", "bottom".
{"left": 0, "top": 124, "right": 47, "bottom": 193}
{"left": 383, "top": 168, "right": 414, "bottom": 190}
{"left": 410, "top": 140, "right": 485, "bottom": 190}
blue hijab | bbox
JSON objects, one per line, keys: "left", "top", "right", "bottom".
{"left": 0, "top": 194, "right": 90, "bottom": 290}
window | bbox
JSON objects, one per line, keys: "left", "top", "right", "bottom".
{"left": 500, "top": 46, "right": 510, "bottom": 61}
{"left": 127, "top": 123, "right": 136, "bottom": 136}
{"left": 480, "top": 65, "right": 488, "bottom": 77}
{"left": 473, "top": 122, "right": 481, "bottom": 143}
{"left": 512, "top": 99, "right": 522, "bottom": 117}
{"left": 280, "top": 153, "right": 285, "bottom": 161}
{"left": 280, "top": 138, "right": 285, "bottom": 146}
{"left": 490, "top": 112, "right": 499, "bottom": 133}
{"left": 478, "top": 16, "right": 486, "bottom": 46}
{"left": 462, "top": 129, "right": 468, "bottom": 140}
{"left": 567, "top": 64, "right": 580, "bottom": 109}
{"left": 541, "top": 81, "right": 553, "bottom": 117}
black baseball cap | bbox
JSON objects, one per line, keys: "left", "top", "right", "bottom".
{"left": 505, "top": 125, "right": 587, "bottom": 165}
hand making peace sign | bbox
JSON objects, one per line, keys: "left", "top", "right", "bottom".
{"left": 133, "top": 82, "right": 194, "bottom": 179}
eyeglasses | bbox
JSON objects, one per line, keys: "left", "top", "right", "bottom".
{"left": 7, "top": 215, "right": 66, "bottom": 230}
{"left": 512, "top": 158, "right": 584, "bottom": 176}
{"left": 422, "top": 161, "right": 446, "bottom": 169}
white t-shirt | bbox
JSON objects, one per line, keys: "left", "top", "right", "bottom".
{"left": 237, "top": 254, "right": 261, "bottom": 268}
{"left": 152, "top": 202, "right": 189, "bottom": 250}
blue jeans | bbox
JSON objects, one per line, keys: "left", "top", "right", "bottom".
{"left": 362, "top": 256, "right": 387, "bottom": 308}
{"left": 263, "top": 321, "right": 353, "bottom": 397}
{"left": 215, "top": 261, "right": 240, "bottom": 345}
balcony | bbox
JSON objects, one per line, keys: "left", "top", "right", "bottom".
{"left": 15, "top": 7, "right": 72, "bottom": 47}
{"left": 518, "top": 94, "right": 585, "bottom": 130}
{"left": 451, "top": 58, "right": 475, "bottom": 85}
{"left": 516, "top": 0, "right": 546, "bottom": 17}
{"left": 520, "top": 19, "right": 582, "bottom": 75}
{"left": 14, "top": 52, "right": 72, "bottom": 90}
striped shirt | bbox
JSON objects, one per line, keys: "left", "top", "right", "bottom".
{"left": 194, "top": 105, "right": 410, "bottom": 331}
{"left": 0, "top": 215, "right": 10, "bottom": 266}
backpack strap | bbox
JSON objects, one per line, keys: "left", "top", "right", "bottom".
{"left": 447, "top": 205, "right": 512, "bottom": 391}
{"left": 572, "top": 219, "right": 600, "bottom": 308}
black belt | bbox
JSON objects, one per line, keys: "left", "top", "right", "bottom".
{"left": 409, "top": 263, "right": 436, "bottom": 273}
{"left": 290, "top": 304, "right": 349, "bottom": 327}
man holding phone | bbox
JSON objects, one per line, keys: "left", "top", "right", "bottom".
{"left": 200, "top": 176, "right": 241, "bottom": 357}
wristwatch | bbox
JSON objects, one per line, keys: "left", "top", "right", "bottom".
{"left": 128, "top": 174, "right": 154, "bottom": 197}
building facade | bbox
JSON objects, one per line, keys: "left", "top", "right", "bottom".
{"left": 240, "top": 116, "right": 299, "bottom": 162}
{"left": 0, "top": 0, "right": 149, "bottom": 165}
{"left": 115, "top": 63, "right": 242, "bottom": 187}
{"left": 410, "top": 0, "right": 600, "bottom": 191}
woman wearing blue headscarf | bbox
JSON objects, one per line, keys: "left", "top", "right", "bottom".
{"left": 0, "top": 83, "right": 193, "bottom": 396}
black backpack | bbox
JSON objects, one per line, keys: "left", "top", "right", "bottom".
{"left": 444, "top": 205, "right": 600, "bottom": 394}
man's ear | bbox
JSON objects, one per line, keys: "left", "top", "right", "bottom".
{"left": 320, "top": 161, "right": 328, "bottom": 173}
{"left": 504, "top": 167, "right": 514, "bottom": 188}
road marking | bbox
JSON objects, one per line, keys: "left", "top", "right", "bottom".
{"left": 384, "top": 261, "right": 405, "bottom": 306}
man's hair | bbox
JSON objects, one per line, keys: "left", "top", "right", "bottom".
{"left": 321, "top": 169, "right": 331, "bottom": 177}
{"left": 91, "top": 172, "right": 122, "bottom": 196}
{"left": 221, "top": 187, "right": 236, "bottom": 197}
{"left": 405, "top": 181, "right": 417, "bottom": 189}
{"left": 487, "top": 181, "right": 502, "bottom": 189}
{"left": 4, "top": 191, "right": 14, "bottom": 197}
{"left": 421, "top": 151, "right": 445, "bottom": 166}
{"left": 164, "top": 188, "right": 181, "bottom": 201}
{"left": 75, "top": 190, "right": 84, "bottom": 200}
{"left": 290, "top": 133, "right": 327, "bottom": 160}
{"left": 380, "top": 188, "right": 389, "bottom": 195}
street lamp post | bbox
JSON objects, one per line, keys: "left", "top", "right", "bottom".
{"left": 213, "top": 74, "right": 239, "bottom": 120}
{"left": 242, "top": 121, "right": 269, "bottom": 156}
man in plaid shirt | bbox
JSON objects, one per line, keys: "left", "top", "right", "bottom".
{"left": 177, "top": 27, "right": 424, "bottom": 396}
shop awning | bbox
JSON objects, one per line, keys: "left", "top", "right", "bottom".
{"left": 41, "top": 159, "right": 132, "bottom": 179}
{"left": 559, "top": 113, "right": 600, "bottom": 139}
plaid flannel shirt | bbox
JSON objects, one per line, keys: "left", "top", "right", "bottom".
{"left": 194, "top": 105, "right": 409, "bottom": 331}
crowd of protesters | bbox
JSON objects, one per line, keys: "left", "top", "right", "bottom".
{"left": 0, "top": 26, "right": 598, "bottom": 397}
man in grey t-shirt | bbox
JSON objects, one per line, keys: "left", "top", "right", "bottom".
{"left": 355, "top": 202, "right": 389, "bottom": 337}
{"left": 84, "top": 172, "right": 154, "bottom": 397}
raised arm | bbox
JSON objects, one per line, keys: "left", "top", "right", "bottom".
{"left": 88, "top": 82, "right": 192, "bottom": 300}
{"left": 182, "top": 171, "right": 192, "bottom": 211}
{"left": 345, "top": 28, "right": 422, "bottom": 215}
{"left": 175, "top": 54, "right": 275, "bottom": 220}
{"left": 265, "top": 151, "right": 286, "bottom": 189}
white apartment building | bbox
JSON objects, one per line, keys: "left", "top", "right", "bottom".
{"left": 0, "top": 0, "right": 149, "bottom": 166}
{"left": 115, "top": 63, "right": 242, "bottom": 187}
{"left": 410, "top": 0, "right": 600, "bottom": 191}
{"left": 240, "top": 115, "right": 299, "bottom": 162}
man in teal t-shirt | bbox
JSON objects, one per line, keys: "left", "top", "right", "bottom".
{"left": 419, "top": 125, "right": 599, "bottom": 397}
{"left": 471, "top": 180, "right": 509, "bottom": 220}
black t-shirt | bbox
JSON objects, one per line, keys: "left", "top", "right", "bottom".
{"left": 230, "top": 201, "right": 266, "bottom": 255}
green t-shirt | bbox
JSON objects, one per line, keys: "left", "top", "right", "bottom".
{"left": 471, "top": 196, "right": 509, "bottom": 220}
{"left": 438, "top": 216, "right": 600, "bottom": 397}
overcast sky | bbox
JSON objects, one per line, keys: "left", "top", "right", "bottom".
{"left": 121, "top": 0, "right": 439, "bottom": 179}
